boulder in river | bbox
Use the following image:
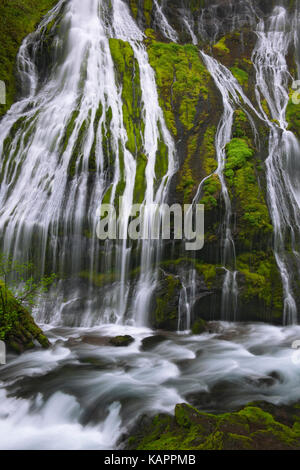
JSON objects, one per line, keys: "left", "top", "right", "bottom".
{"left": 109, "top": 335, "right": 134, "bottom": 347}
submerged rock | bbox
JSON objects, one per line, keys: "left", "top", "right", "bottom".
{"left": 109, "top": 335, "right": 134, "bottom": 347}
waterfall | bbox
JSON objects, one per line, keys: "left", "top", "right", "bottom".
{"left": 0, "top": 0, "right": 176, "bottom": 327}
{"left": 195, "top": 52, "right": 263, "bottom": 320}
{"left": 153, "top": 0, "right": 178, "bottom": 43}
{"left": 190, "top": 2, "right": 300, "bottom": 324}
{"left": 196, "top": 0, "right": 258, "bottom": 43}
{"left": 252, "top": 5, "right": 300, "bottom": 324}
{"left": 2, "top": 0, "right": 300, "bottom": 451}
{"left": 182, "top": 15, "right": 198, "bottom": 46}
{"left": 177, "top": 268, "right": 196, "bottom": 332}
{"left": 109, "top": 0, "right": 177, "bottom": 325}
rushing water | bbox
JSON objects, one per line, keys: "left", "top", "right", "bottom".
{"left": 252, "top": 6, "right": 300, "bottom": 325}
{"left": 1, "top": 322, "right": 300, "bottom": 449}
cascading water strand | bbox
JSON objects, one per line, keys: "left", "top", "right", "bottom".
{"left": 252, "top": 5, "right": 300, "bottom": 324}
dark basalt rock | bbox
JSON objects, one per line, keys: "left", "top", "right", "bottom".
{"left": 141, "top": 334, "right": 167, "bottom": 351}
{"left": 109, "top": 335, "right": 135, "bottom": 347}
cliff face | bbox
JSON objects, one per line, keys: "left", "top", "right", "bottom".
{"left": 0, "top": 281, "right": 50, "bottom": 353}
{"left": 0, "top": 0, "right": 60, "bottom": 353}
{"left": 0, "top": 0, "right": 59, "bottom": 118}
{"left": 121, "top": 0, "right": 299, "bottom": 327}
{"left": 0, "top": 0, "right": 300, "bottom": 330}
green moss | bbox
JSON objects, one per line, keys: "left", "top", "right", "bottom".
{"left": 191, "top": 318, "right": 207, "bottom": 335}
{"left": 133, "top": 153, "right": 147, "bottom": 203}
{"left": 109, "top": 38, "right": 149, "bottom": 203}
{"left": 232, "top": 110, "right": 248, "bottom": 138}
{"left": 80, "top": 270, "right": 117, "bottom": 287}
{"left": 197, "top": 263, "right": 217, "bottom": 288}
{"left": 143, "top": 0, "right": 153, "bottom": 26}
{"left": 80, "top": 266, "right": 141, "bottom": 288}
{"left": 147, "top": 42, "right": 211, "bottom": 136}
{"left": 154, "top": 274, "right": 180, "bottom": 327}
{"left": 89, "top": 102, "right": 103, "bottom": 173}
{"left": 176, "top": 136, "right": 197, "bottom": 203}
{"left": 225, "top": 137, "right": 273, "bottom": 245}
{"left": 230, "top": 67, "right": 249, "bottom": 86}
{"left": 237, "top": 252, "right": 283, "bottom": 318}
{"left": 0, "top": 280, "right": 50, "bottom": 352}
{"left": 261, "top": 99, "right": 271, "bottom": 119}
{"left": 128, "top": 0, "right": 138, "bottom": 19}
{"left": 101, "top": 106, "right": 114, "bottom": 177}
{"left": 200, "top": 175, "right": 221, "bottom": 210}
{"left": 176, "top": 164, "right": 196, "bottom": 203}
{"left": 67, "top": 116, "right": 89, "bottom": 178}
{"left": 201, "top": 126, "right": 217, "bottom": 174}
{"left": 0, "top": 0, "right": 59, "bottom": 119}
{"left": 145, "top": 28, "right": 157, "bottom": 40}
{"left": 177, "top": 126, "right": 219, "bottom": 205}
{"left": 160, "top": 258, "right": 218, "bottom": 290}
{"left": 191, "top": 126, "right": 220, "bottom": 210}
{"left": 213, "top": 36, "right": 230, "bottom": 55}
{"left": 0, "top": 115, "right": 29, "bottom": 182}
{"left": 147, "top": 41, "right": 219, "bottom": 208}
{"left": 129, "top": 402, "right": 300, "bottom": 450}
{"left": 60, "top": 109, "right": 80, "bottom": 154}
{"left": 225, "top": 138, "right": 253, "bottom": 170}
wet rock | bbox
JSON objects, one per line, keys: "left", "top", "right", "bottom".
{"left": 141, "top": 335, "right": 167, "bottom": 351}
{"left": 81, "top": 335, "right": 112, "bottom": 346}
{"left": 191, "top": 319, "right": 208, "bottom": 335}
{"left": 109, "top": 335, "right": 134, "bottom": 347}
{"left": 150, "top": 273, "right": 181, "bottom": 330}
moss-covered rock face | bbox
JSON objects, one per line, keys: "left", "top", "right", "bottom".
{"left": 147, "top": 31, "right": 284, "bottom": 324}
{"left": 146, "top": 40, "right": 222, "bottom": 207}
{"left": 237, "top": 252, "right": 283, "bottom": 322}
{"left": 0, "top": 0, "right": 59, "bottom": 119}
{"left": 127, "top": 401, "right": 300, "bottom": 450}
{"left": 0, "top": 281, "right": 50, "bottom": 353}
{"left": 225, "top": 135, "right": 272, "bottom": 247}
{"left": 153, "top": 258, "right": 224, "bottom": 330}
{"left": 151, "top": 272, "right": 181, "bottom": 330}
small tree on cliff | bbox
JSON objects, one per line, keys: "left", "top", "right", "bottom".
{"left": 0, "top": 253, "right": 56, "bottom": 341}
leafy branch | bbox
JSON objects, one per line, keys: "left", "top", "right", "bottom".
{"left": 0, "top": 253, "right": 56, "bottom": 340}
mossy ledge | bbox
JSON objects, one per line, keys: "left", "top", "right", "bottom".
{"left": 127, "top": 401, "right": 300, "bottom": 450}
{"left": 0, "top": 0, "right": 59, "bottom": 118}
{"left": 0, "top": 281, "right": 50, "bottom": 353}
